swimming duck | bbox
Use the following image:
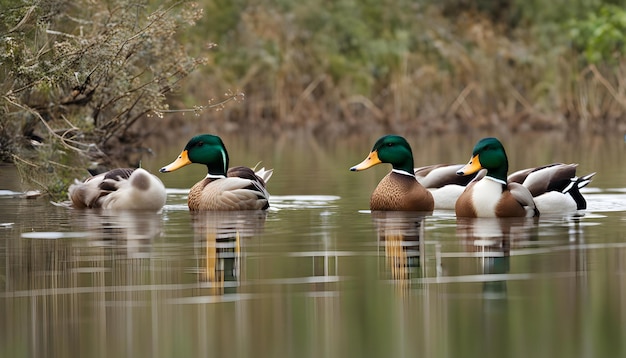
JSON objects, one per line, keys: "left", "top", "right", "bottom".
{"left": 455, "top": 137, "right": 539, "bottom": 218}
{"left": 414, "top": 163, "right": 478, "bottom": 210}
{"left": 416, "top": 162, "right": 594, "bottom": 212}
{"left": 68, "top": 167, "right": 166, "bottom": 210}
{"left": 455, "top": 137, "right": 594, "bottom": 217}
{"left": 507, "top": 163, "right": 595, "bottom": 214}
{"left": 350, "top": 135, "right": 434, "bottom": 212}
{"left": 160, "top": 134, "right": 272, "bottom": 211}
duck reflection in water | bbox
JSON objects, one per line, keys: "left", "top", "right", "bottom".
{"left": 191, "top": 210, "right": 267, "bottom": 295}
{"left": 455, "top": 217, "right": 537, "bottom": 299}
{"left": 372, "top": 211, "right": 427, "bottom": 286}
{"left": 75, "top": 209, "right": 163, "bottom": 257}
{"left": 74, "top": 210, "right": 164, "bottom": 297}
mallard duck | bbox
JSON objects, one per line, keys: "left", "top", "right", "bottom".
{"left": 159, "top": 134, "right": 272, "bottom": 211}
{"left": 416, "top": 162, "right": 594, "bottom": 211}
{"left": 414, "top": 164, "right": 478, "bottom": 210}
{"left": 507, "top": 163, "right": 595, "bottom": 214}
{"left": 68, "top": 168, "right": 166, "bottom": 210}
{"left": 350, "top": 135, "right": 434, "bottom": 212}
{"left": 455, "top": 137, "right": 594, "bottom": 217}
{"left": 455, "top": 137, "right": 539, "bottom": 218}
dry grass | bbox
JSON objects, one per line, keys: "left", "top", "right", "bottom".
{"left": 184, "top": 2, "right": 626, "bottom": 136}
{"left": 2, "top": 0, "right": 626, "bottom": 195}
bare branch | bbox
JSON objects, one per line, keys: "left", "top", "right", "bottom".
{"left": 156, "top": 91, "right": 245, "bottom": 116}
{"left": 7, "top": 5, "right": 36, "bottom": 33}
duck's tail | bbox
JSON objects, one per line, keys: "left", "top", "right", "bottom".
{"left": 255, "top": 167, "right": 274, "bottom": 184}
{"left": 562, "top": 172, "right": 596, "bottom": 210}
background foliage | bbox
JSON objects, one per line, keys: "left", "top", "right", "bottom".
{"left": 0, "top": 0, "right": 220, "bottom": 196}
{"left": 1, "top": 0, "right": 626, "bottom": 195}
{"left": 188, "top": 0, "right": 626, "bottom": 135}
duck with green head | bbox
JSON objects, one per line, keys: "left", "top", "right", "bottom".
{"left": 350, "top": 135, "right": 434, "bottom": 212}
{"left": 160, "top": 134, "right": 272, "bottom": 211}
{"left": 455, "top": 137, "right": 539, "bottom": 217}
{"left": 456, "top": 137, "right": 594, "bottom": 217}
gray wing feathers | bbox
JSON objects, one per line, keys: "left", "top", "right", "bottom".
{"left": 508, "top": 182, "right": 538, "bottom": 216}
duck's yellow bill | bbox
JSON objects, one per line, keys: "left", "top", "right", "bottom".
{"left": 350, "top": 151, "right": 382, "bottom": 171}
{"left": 457, "top": 155, "right": 482, "bottom": 176}
{"left": 160, "top": 150, "right": 191, "bottom": 173}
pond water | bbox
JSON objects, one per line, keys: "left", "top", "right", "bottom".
{"left": 1, "top": 132, "right": 625, "bottom": 358}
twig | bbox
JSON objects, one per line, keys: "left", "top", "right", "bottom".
{"left": 446, "top": 82, "right": 475, "bottom": 117}
{"left": 7, "top": 5, "right": 36, "bottom": 33}
{"left": 507, "top": 82, "right": 535, "bottom": 113}
{"left": 114, "top": 1, "right": 185, "bottom": 59}
{"left": 292, "top": 74, "right": 326, "bottom": 115}
{"left": 45, "top": 29, "right": 79, "bottom": 39}
{"left": 11, "top": 154, "right": 39, "bottom": 167}
{"left": 588, "top": 64, "right": 626, "bottom": 108}
{"left": 155, "top": 91, "right": 244, "bottom": 115}
{"left": 3, "top": 95, "right": 88, "bottom": 153}
{"left": 347, "top": 95, "right": 385, "bottom": 120}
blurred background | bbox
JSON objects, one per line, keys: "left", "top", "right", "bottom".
{"left": 2, "top": 0, "right": 626, "bottom": 194}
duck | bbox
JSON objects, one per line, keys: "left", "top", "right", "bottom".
{"left": 414, "top": 163, "right": 478, "bottom": 210}
{"left": 68, "top": 167, "right": 166, "bottom": 210}
{"left": 507, "top": 163, "right": 595, "bottom": 214}
{"left": 159, "top": 134, "right": 272, "bottom": 211}
{"left": 415, "top": 162, "right": 595, "bottom": 211}
{"left": 455, "top": 137, "right": 594, "bottom": 217}
{"left": 349, "top": 135, "right": 434, "bottom": 212}
{"left": 455, "top": 138, "right": 538, "bottom": 218}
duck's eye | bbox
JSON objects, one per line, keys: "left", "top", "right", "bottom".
{"left": 387, "top": 143, "right": 393, "bottom": 147}
{"left": 196, "top": 141, "right": 204, "bottom": 147}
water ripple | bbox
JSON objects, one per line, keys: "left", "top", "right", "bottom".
{"left": 269, "top": 195, "right": 341, "bottom": 210}
{"left": 585, "top": 191, "right": 626, "bottom": 212}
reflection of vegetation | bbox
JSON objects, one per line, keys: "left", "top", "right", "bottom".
{"left": 2, "top": 0, "right": 626, "bottom": 195}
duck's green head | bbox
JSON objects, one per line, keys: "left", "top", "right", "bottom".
{"left": 160, "top": 134, "right": 229, "bottom": 176}
{"left": 350, "top": 135, "right": 415, "bottom": 174}
{"left": 457, "top": 137, "right": 509, "bottom": 181}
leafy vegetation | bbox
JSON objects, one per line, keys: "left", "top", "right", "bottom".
{"left": 569, "top": 4, "right": 626, "bottom": 64}
{"left": 0, "top": 0, "right": 235, "bottom": 197}
{"left": 186, "top": 0, "right": 626, "bottom": 135}
{"left": 2, "top": 0, "right": 626, "bottom": 195}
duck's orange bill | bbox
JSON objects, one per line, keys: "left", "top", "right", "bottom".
{"left": 457, "top": 154, "right": 482, "bottom": 176}
{"left": 350, "top": 151, "right": 381, "bottom": 171}
{"left": 160, "top": 150, "right": 191, "bottom": 173}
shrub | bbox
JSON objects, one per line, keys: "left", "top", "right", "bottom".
{"left": 0, "top": 0, "right": 215, "bottom": 197}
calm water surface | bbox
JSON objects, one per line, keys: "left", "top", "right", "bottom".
{"left": 1, "top": 133, "right": 625, "bottom": 358}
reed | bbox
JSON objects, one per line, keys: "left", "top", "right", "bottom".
{"left": 2, "top": 0, "right": 626, "bottom": 195}
{"left": 184, "top": 0, "right": 626, "bottom": 135}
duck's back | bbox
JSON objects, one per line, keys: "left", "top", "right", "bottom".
{"left": 188, "top": 171, "right": 270, "bottom": 211}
